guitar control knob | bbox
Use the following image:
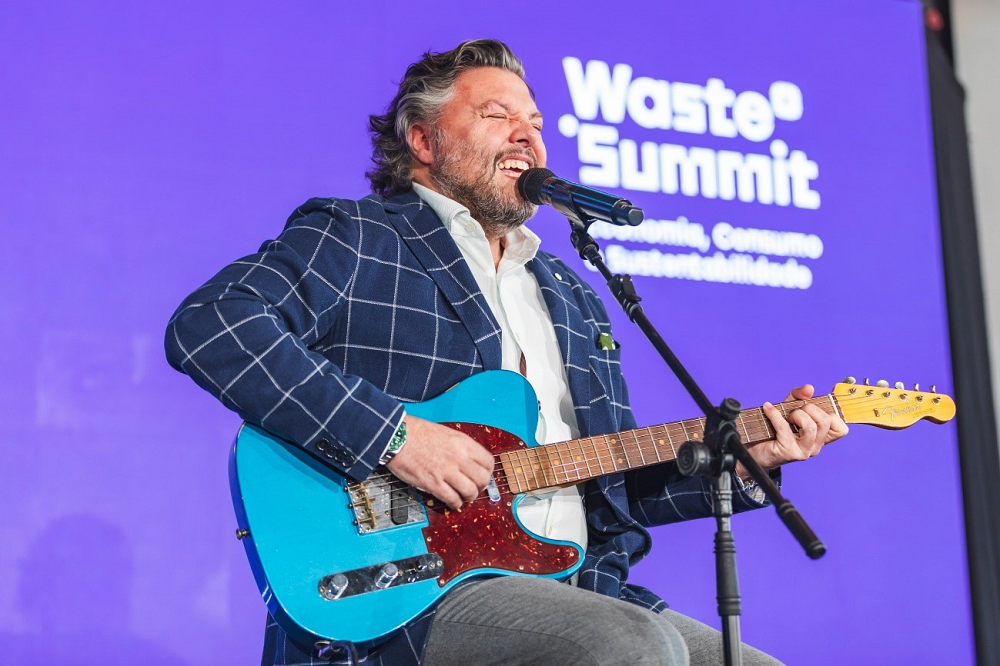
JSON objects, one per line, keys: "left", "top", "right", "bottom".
{"left": 876, "top": 380, "right": 889, "bottom": 388}
{"left": 894, "top": 382, "right": 905, "bottom": 390}
{"left": 376, "top": 563, "right": 399, "bottom": 589}
{"left": 322, "top": 573, "right": 349, "bottom": 600}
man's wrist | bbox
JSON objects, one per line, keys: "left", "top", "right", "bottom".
{"left": 378, "top": 415, "right": 408, "bottom": 466}
{"left": 733, "top": 464, "right": 780, "bottom": 504}
{"left": 734, "top": 472, "right": 758, "bottom": 493}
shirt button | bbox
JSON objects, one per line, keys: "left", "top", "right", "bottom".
{"left": 554, "top": 273, "right": 563, "bottom": 281}
{"left": 466, "top": 223, "right": 475, "bottom": 232}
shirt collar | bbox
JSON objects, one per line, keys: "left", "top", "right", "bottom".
{"left": 412, "top": 182, "right": 471, "bottom": 235}
{"left": 411, "top": 182, "right": 541, "bottom": 265}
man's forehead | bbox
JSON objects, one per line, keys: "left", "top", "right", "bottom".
{"left": 453, "top": 68, "right": 540, "bottom": 115}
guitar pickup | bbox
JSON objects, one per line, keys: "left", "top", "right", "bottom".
{"left": 391, "top": 488, "right": 411, "bottom": 524}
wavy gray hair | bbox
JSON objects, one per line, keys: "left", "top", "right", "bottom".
{"left": 366, "top": 39, "right": 528, "bottom": 197}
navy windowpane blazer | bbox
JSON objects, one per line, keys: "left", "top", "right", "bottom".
{"left": 165, "top": 189, "right": 767, "bottom": 665}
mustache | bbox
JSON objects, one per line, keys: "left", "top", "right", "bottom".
{"left": 494, "top": 148, "right": 537, "bottom": 166}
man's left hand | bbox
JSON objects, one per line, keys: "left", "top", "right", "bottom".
{"left": 735, "top": 384, "right": 849, "bottom": 483}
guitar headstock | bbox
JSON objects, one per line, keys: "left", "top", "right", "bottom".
{"left": 832, "top": 378, "right": 955, "bottom": 428}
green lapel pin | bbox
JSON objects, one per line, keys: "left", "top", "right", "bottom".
{"left": 598, "top": 332, "right": 617, "bottom": 351}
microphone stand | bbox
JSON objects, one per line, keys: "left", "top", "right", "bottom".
{"left": 553, "top": 198, "right": 826, "bottom": 666}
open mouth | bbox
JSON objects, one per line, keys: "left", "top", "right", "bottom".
{"left": 497, "top": 158, "right": 532, "bottom": 178}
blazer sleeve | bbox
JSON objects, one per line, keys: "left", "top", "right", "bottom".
{"left": 625, "top": 440, "right": 779, "bottom": 526}
{"left": 164, "top": 198, "right": 402, "bottom": 482}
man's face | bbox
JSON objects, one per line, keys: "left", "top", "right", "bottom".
{"left": 424, "top": 67, "right": 547, "bottom": 237}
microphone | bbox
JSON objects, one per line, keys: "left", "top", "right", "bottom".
{"left": 517, "top": 168, "right": 644, "bottom": 227}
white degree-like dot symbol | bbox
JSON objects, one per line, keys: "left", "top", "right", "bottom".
{"left": 558, "top": 114, "right": 580, "bottom": 138}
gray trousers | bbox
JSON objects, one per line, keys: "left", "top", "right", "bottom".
{"left": 422, "top": 577, "right": 783, "bottom": 666}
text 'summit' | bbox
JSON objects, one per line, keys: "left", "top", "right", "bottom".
{"left": 560, "top": 58, "right": 820, "bottom": 210}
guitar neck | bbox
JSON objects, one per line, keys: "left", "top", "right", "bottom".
{"left": 500, "top": 395, "right": 841, "bottom": 494}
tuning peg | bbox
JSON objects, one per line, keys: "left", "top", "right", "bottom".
{"left": 914, "top": 383, "right": 920, "bottom": 391}
{"left": 844, "top": 376, "right": 856, "bottom": 384}
{"left": 864, "top": 378, "right": 870, "bottom": 386}
{"left": 894, "top": 381, "right": 904, "bottom": 390}
{"left": 876, "top": 380, "right": 889, "bottom": 388}
{"left": 930, "top": 385, "right": 936, "bottom": 394}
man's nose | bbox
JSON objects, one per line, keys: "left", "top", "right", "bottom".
{"left": 510, "top": 117, "right": 536, "bottom": 142}
{"left": 511, "top": 120, "right": 544, "bottom": 160}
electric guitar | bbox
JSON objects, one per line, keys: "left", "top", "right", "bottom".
{"left": 229, "top": 371, "right": 955, "bottom": 649}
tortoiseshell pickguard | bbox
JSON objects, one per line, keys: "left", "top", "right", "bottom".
{"left": 421, "top": 422, "right": 580, "bottom": 586}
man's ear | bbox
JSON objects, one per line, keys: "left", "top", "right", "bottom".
{"left": 408, "top": 122, "right": 434, "bottom": 167}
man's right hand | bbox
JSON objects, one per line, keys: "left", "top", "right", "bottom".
{"left": 385, "top": 415, "right": 495, "bottom": 510}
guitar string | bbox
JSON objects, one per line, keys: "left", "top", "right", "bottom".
{"left": 346, "top": 392, "right": 947, "bottom": 508}
{"left": 353, "top": 391, "right": 944, "bottom": 496}
{"left": 358, "top": 391, "right": 919, "bottom": 489}
{"left": 354, "top": 396, "right": 928, "bottom": 508}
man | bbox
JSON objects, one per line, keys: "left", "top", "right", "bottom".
{"left": 166, "top": 39, "right": 846, "bottom": 665}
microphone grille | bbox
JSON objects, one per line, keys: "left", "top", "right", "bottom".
{"left": 517, "top": 167, "right": 555, "bottom": 204}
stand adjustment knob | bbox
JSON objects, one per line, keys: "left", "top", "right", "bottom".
{"left": 720, "top": 398, "right": 741, "bottom": 420}
{"left": 677, "top": 440, "right": 714, "bottom": 477}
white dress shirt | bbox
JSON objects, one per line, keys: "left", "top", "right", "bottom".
{"left": 412, "top": 183, "right": 589, "bottom": 554}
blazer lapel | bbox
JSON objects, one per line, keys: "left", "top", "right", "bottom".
{"left": 382, "top": 191, "right": 502, "bottom": 370}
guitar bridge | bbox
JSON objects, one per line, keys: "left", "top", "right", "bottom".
{"left": 347, "top": 469, "right": 426, "bottom": 534}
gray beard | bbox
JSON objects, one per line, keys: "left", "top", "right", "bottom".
{"left": 429, "top": 143, "right": 537, "bottom": 238}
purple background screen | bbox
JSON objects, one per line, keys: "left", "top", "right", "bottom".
{"left": 1, "top": 1, "right": 971, "bottom": 664}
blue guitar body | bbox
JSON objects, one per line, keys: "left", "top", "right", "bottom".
{"left": 229, "top": 367, "right": 954, "bottom": 651}
{"left": 229, "top": 370, "right": 584, "bottom": 648}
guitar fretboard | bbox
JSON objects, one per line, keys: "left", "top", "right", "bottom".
{"left": 499, "top": 395, "right": 840, "bottom": 493}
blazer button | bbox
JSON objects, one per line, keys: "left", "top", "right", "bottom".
{"left": 316, "top": 438, "right": 330, "bottom": 452}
